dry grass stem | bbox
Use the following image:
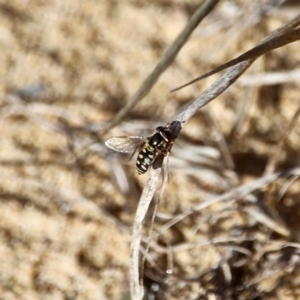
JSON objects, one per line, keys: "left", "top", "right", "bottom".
{"left": 238, "top": 69, "right": 300, "bottom": 86}
{"left": 104, "top": 0, "right": 220, "bottom": 133}
{"left": 130, "top": 168, "right": 161, "bottom": 300}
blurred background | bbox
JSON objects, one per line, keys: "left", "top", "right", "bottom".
{"left": 0, "top": 0, "right": 300, "bottom": 299}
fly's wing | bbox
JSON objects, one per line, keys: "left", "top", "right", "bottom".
{"left": 152, "top": 153, "right": 165, "bottom": 170}
{"left": 105, "top": 136, "right": 145, "bottom": 153}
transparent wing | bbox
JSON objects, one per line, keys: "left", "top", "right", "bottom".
{"left": 152, "top": 153, "right": 164, "bottom": 170}
{"left": 105, "top": 136, "right": 145, "bottom": 153}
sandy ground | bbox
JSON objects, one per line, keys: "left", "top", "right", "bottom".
{"left": 1, "top": 0, "right": 300, "bottom": 299}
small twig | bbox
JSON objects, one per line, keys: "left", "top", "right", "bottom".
{"left": 140, "top": 160, "right": 169, "bottom": 285}
{"left": 146, "top": 236, "right": 255, "bottom": 254}
{"left": 238, "top": 69, "right": 300, "bottom": 86}
{"left": 243, "top": 207, "right": 289, "bottom": 237}
{"left": 221, "top": 261, "right": 232, "bottom": 284}
{"left": 278, "top": 175, "right": 300, "bottom": 201}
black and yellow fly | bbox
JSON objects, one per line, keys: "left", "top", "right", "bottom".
{"left": 105, "top": 121, "right": 182, "bottom": 174}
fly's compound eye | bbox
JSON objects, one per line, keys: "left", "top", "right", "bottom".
{"left": 160, "top": 131, "right": 171, "bottom": 142}
{"left": 155, "top": 126, "right": 172, "bottom": 142}
{"left": 155, "top": 126, "right": 165, "bottom": 132}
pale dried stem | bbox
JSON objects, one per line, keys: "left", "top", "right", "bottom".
{"left": 238, "top": 69, "right": 300, "bottom": 86}
{"left": 130, "top": 168, "right": 161, "bottom": 300}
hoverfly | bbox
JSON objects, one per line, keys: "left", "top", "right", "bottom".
{"left": 105, "top": 121, "right": 182, "bottom": 174}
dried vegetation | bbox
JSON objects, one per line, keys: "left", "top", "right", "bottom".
{"left": 0, "top": 0, "right": 300, "bottom": 299}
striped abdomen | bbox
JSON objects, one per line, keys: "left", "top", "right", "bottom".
{"left": 136, "top": 144, "right": 156, "bottom": 175}
{"left": 136, "top": 145, "right": 156, "bottom": 175}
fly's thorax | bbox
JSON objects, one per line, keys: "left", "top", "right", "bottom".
{"left": 148, "top": 132, "right": 164, "bottom": 148}
{"left": 148, "top": 127, "right": 171, "bottom": 149}
{"left": 156, "top": 126, "right": 172, "bottom": 142}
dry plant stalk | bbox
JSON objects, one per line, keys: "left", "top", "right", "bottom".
{"left": 130, "top": 168, "right": 161, "bottom": 299}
